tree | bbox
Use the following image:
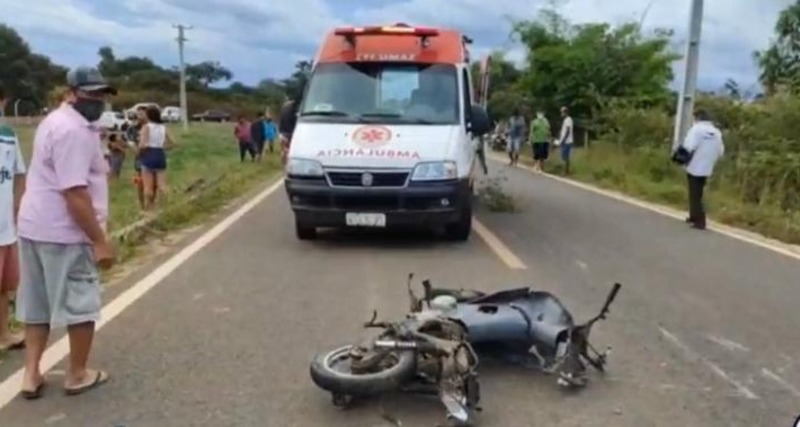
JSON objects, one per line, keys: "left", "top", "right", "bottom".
{"left": 0, "top": 24, "right": 66, "bottom": 113}
{"left": 510, "top": 9, "right": 679, "bottom": 121}
{"left": 281, "top": 60, "right": 313, "bottom": 101}
{"left": 186, "top": 61, "right": 233, "bottom": 88}
{"left": 754, "top": 1, "right": 800, "bottom": 94}
{"left": 723, "top": 78, "right": 741, "bottom": 99}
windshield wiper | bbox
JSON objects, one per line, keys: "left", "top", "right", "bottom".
{"left": 300, "top": 110, "right": 349, "bottom": 117}
{"left": 358, "top": 113, "right": 438, "bottom": 125}
{"left": 360, "top": 112, "right": 402, "bottom": 118}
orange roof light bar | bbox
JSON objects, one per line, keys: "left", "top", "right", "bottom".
{"left": 334, "top": 25, "right": 440, "bottom": 49}
{"left": 334, "top": 26, "right": 440, "bottom": 37}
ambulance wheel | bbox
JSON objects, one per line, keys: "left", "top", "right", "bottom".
{"left": 445, "top": 202, "right": 472, "bottom": 242}
{"left": 295, "top": 219, "right": 317, "bottom": 240}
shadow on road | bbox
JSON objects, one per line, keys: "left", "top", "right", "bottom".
{"left": 308, "top": 227, "right": 469, "bottom": 250}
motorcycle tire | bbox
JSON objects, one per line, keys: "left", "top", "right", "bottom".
{"left": 310, "top": 345, "right": 416, "bottom": 396}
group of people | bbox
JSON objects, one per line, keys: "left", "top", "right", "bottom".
{"left": 233, "top": 98, "right": 299, "bottom": 165}
{"left": 503, "top": 106, "right": 575, "bottom": 174}
{"left": 500, "top": 104, "right": 724, "bottom": 231}
{"left": 234, "top": 110, "right": 278, "bottom": 162}
{"left": 1, "top": 66, "right": 118, "bottom": 399}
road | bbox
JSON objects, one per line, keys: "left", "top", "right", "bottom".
{"left": 0, "top": 159, "right": 798, "bottom": 427}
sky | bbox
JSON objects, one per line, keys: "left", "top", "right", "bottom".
{"left": 1, "top": 0, "right": 792, "bottom": 93}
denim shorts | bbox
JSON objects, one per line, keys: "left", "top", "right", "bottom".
{"left": 560, "top": 143, "right": 573, "bottom": 162}
{"left": 140, "top": 147, "right": 167, "bottom": 171}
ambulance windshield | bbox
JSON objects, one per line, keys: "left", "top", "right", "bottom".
{"left": 300, "top": 62, "right": 459, "bottom": 125}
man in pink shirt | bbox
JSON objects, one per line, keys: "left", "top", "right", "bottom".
{"left": 15, "top": 67, "right": 116, "bottom": 399}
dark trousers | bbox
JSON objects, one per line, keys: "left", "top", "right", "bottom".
{"left": 239, "top": 140, "right": 255, "bottom": 162}
{"left": 687, "top": 173, "right": 707, "bottom": 227}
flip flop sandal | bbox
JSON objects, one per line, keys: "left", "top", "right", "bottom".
{"left": 20, "top": 382, "right": 45, "bottom": 400}
{"left": 8, "top": 337, "right": 25, "bottom": 350}
{"left": 0, "top": 337, "right": 25, "bottom": 352}
{"left": 64, "top": 371, "right": 109, "bottom": 396}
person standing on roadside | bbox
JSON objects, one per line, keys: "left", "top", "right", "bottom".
{"left": 677, "top": 109, "right": 724, "bottom": 230}
{"left": 0, "top": 85, "right": 27, "bottom": 352}
{"left": 263, "top": 109, "right": 278, "bottom": 155}
{"left": 529, "top": 110, "right": 551, "bottom": 173}
{"left": 124, "top": 106, "right": 149, "bottom": 209}
{"left": 234, "top": 115, "right": 255, "bottom": 162}
{"left": 506, "top": 108, "right": 525, "bottom": 166}
{"left": 105, "top": 131, "right": 127, "bottom": 181}
{"left": 249, "top": 112, "right": 266, "bottom": 162}
{"left": 16, "top": 67, "right": 116, "bottom": 399}
{"left": 556, "top": 106, "right": 574, "bottom": 175}
{"left": 138, "top": 106, "right": 176, "bottom": 210}
{"left": 278, "top": 98, "right": 299, "bottom": 166}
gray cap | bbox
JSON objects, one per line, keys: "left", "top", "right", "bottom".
{"left": 66, "top": 66, "right": 117, "bottom": 95}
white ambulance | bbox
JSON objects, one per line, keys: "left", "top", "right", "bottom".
{"left": 284, "top": 24, "right": 491, "bottom": 241}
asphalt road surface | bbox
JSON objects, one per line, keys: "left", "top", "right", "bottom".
{"left": 1, "top": 159, "right": 799, "bottom": 427}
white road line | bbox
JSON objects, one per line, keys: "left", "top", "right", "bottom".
{"left": 472, "top": 218, "right": 527, "bottom": 270}
{"left": 706, "top": 334, "right": 751, "bottom": 353}
{"left": 0, "top": 178, "right": 285, "bottom": 410}
{"left": 658, "top": 326, "right": 759, "bottom": 400}
{"left": 488, "top": 153, "right": 800, "bottom": 262}
{"left": 761, "top": 368, "right": 800, "bottom": 399}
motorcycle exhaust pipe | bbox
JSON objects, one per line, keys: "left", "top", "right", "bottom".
{"left": 374, "top": 340, "right": 418, "bottom": 350}
{"left": 375, "top": 340, "right": 439, "bottom": 353}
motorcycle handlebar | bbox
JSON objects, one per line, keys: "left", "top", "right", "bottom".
{"left": 602, "top": 283, "right": 621, "bottom": 313}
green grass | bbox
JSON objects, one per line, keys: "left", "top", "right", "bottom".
{"left": 522, "top": 143, "right": 800, "bottom": 245}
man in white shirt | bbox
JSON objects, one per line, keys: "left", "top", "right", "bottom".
{"left": 679, "top": 109, "right": 724, "bottom": 230}
{"left": 557, "top": 106, "right": 574, "bottom": 174}
{"left": 0, "top": 86, "right": 27, "bottom": 351}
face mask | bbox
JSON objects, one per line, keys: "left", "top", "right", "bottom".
{"left": 536, "top": 113, "right": 544, "bottom": 119}
{"left": 72, "top": 97, "right": 105, "bottom": 122}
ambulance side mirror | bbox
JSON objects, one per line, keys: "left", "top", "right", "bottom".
{"left": 468, "top": 104, "right": 490, "bottom": 137}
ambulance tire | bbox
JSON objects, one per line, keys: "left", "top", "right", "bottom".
{"left": 295, "top": 218, "right": 317, "bottom": 240}
{"left": 445, "top": 200, "right": 472, "bottom": 242}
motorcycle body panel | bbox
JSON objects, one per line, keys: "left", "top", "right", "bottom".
{"left": 446, "top": 287, "right": 575, "bottom": 358}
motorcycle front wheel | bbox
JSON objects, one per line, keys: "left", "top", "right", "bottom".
{"left": 310, "top": 345, "right": 416, "bottom": 396}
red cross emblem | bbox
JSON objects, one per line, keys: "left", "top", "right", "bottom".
{"left": 352, "top": 126, "right": 392, "bottom": 147}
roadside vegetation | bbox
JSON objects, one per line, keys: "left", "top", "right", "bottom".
{"left": 480, "top": 4, "right": 800, "bottom": 245}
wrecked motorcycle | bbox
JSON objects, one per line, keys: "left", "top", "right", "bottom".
{"left": 309, "top": 274, "right": 621, "bottom": 426}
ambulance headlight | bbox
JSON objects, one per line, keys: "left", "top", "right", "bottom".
{"left": 286, "top": 158, "right": 324, "bottom": 177}
{"left": 411, "top": 161, "right": 458, "bottom": 181}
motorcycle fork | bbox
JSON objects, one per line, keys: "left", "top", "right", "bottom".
{"left": 436, "top": 346, "right": 481, "bottom": 426}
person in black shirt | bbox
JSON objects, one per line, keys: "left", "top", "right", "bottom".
{"left": 278, "top": 99, "right": 298, "bottom": 165}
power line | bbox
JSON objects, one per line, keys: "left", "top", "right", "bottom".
{"left": 173, "top": 24, "right": 193, "bottom": 131}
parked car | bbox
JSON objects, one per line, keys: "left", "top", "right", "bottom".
{"left": 161, "top": 106, "right": 181, "bottom": 122}
{"left": 96, "top": 111, "right": 127, "bottom": 130}
{"left": 191, "top": 109, "right": 230, "bottom": 122}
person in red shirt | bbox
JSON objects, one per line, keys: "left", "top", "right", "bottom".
{"left": 234, "top": 116, "right": 255, "bottom": 162}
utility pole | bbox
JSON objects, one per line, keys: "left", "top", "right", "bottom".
{"left": 173, "top": 24, "right": 192, "bottom": 131}
{"left": 672, "top": 0, "right": 704, "bottom": 151}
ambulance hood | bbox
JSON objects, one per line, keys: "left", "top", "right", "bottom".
{"left": 290, "top": 122, "right": 459, "bottom": 169}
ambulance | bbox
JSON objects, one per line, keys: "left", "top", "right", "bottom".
{"left": 284, "top": 24, "right": 491, "bottom": 241}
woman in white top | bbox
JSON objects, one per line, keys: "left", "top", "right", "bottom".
{"left": 138, "top": 106, "right": 176, "bottom": 210}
